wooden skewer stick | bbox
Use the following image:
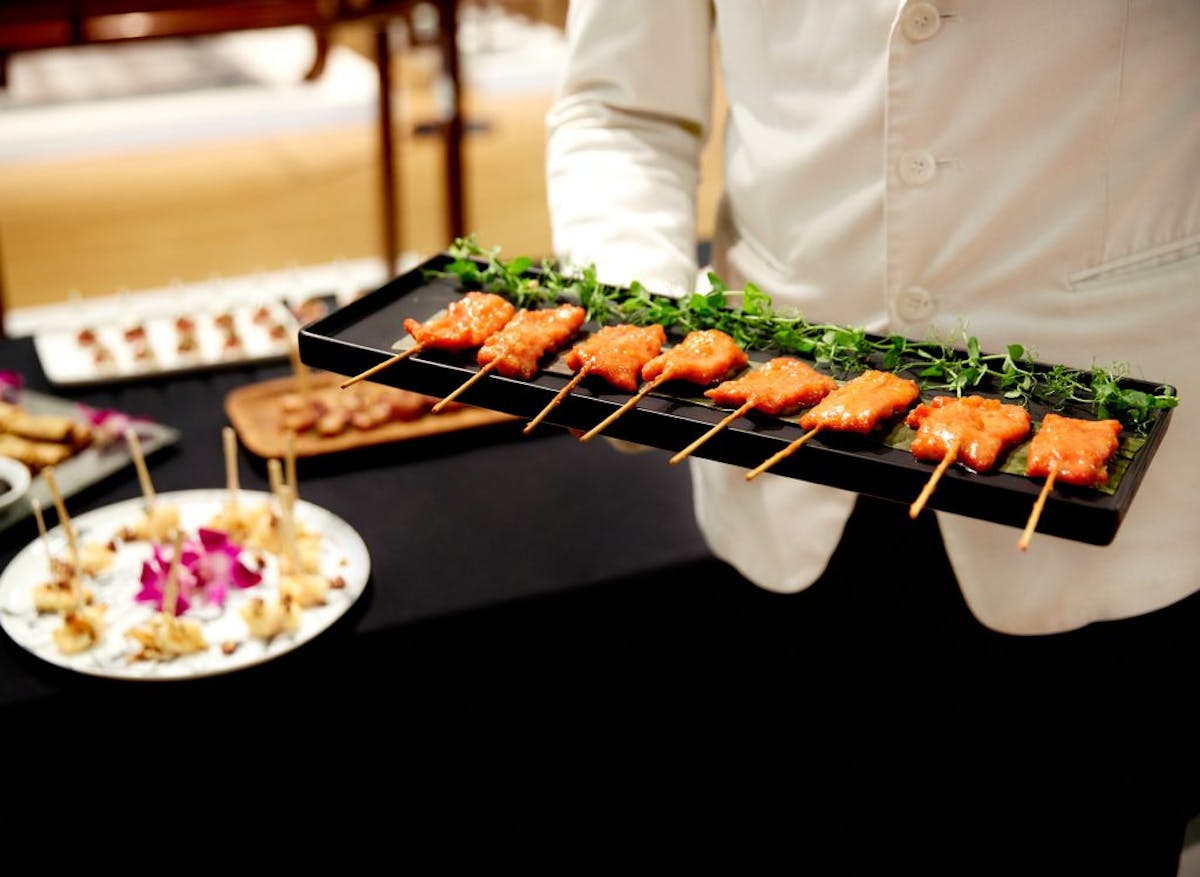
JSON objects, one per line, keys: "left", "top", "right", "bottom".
{"left": 223, "top": 426, "right": 240, "bottom": 508}
{"left": 670, "top": 400, "right": 756, "bottom": 465}
{"left": 163, "top": 529, "right": 184, "bottom": 619}
{"left": 1018, "top": 466, "right": 1057, "bottom": 552}
{"left": 268, "top": 458, "right": 285, "bottom": 495}
{"left": 287, "top": 336, "right": 313, "bottom": 400}
{"left": 578, "top": 373, "right": 669, "bottom": 444}
{"left": 909, "top": 438, "right": 961, "bottom": 520}
{"left": 31, "top": 497, "right": 53, "bottom": 569}
{"left": 284, "top": 429, "right": 298, "bottom": 501}
{"left": 744, "top": 426, "right": 823, "bottom": 481}
{"left": 277, "top": 483, "right": 304, "bottom": 575}
{"left": 523, "top": 367, "right": 590, "bottom": 435}
{"left": 339, "top": 343, "right": 424, "bottom": 390}
{"left": 124, "top": 427, "right": 156, "bottom": 510}
{"left": 431, "top": 360, "right": 499, "bottom": 413}
{"left": 41, "top": 466, "right": 80, "bottom": 574}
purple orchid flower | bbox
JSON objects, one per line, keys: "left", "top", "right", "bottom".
{"left": 0, "top": 371, "right": 22, "bottom": 403}
{"left": 74, "top": 403, "right": 155, "bottom": 448}
{"left": 136, "top": 528, "right": 263, "bottom": 613}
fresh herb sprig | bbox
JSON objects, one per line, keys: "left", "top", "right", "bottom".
{"left": 428, "top": 236, "right": 1178, "bottom": 433}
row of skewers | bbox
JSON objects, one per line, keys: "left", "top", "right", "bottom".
{"left": 340, "top": 291, "right": 1128, "bottom": 550}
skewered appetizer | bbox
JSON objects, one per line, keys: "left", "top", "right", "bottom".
{"left": 207, "top": 493, "right": 264, "bottom": 545}
{"left": 904, "top": 395, "right": 1032, "bottom": 519}
{"left": 77, "top": 539, "right": 117, "bottom": 576}
{"left": 52, "top": 604, "right": 106, "bottom": 655}
{"left": 564, "top": 323, "right": 668, "bottom": 393}
{"left": 433, "top": 303, "right": 587, "bottom": 413}
{"left": 906, "top": 395, "right": 1032, "bottom": 474}
{"left": 341, "top": 290, "right": 519, "bottom": 390}
{"left": 746, "top": 369, "right": 919, "bottom": 480}
{"left": 670, "top": 357, "right": 839, "bottom": 464}
{"left": 579, "top": 329, "right": 749, "bottom": 443}
{"left": 1025, "top": 413, "right": 1123, "bottom": 488}
{"left": 525, "top": 323, "right": 668, "bottom": 434}
{"left": 475, "top": 303, "right": 588, "bottom": 381}
{"left": 32, "top": 576, "right": 90, "bottom": 615}
{"left": 127, "top": 613, "right": 208, "bottom": 661}
{"left": 641, "top": 329, "right": 749, "bottom": 387}
{"left": 277, "top": 570, "right": 330, "bottom": 608}
{"left": 240, "top": 594, "right": 303, "bottom": 640}
{"left": 1019, "top": 413, "right": 1124, "bottom": 550}
{"left": 705, "top": 356, "right": 838, "bottom": 416}
{"left": 798, "top": 369, "right": 920, "bottom": 434}
{"left": 403, "top": 291, "right": 517, "bottom": 353}
{"left": 122, "top": 502, "right": 181, "bottom": 543}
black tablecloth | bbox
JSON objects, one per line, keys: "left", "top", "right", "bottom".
{"left": 0, "top": 336, "right": 715, "bottom": 704}
{"left": 1, "top": 336, "right": 1197, "bottom": 872}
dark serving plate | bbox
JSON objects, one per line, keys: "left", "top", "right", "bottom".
{"left": 298, "top": 254, "right": 1176, "bottom": 547}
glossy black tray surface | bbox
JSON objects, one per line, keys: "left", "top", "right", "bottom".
{"left": 298, "top": 254, "right": 1176, "bottom": 546}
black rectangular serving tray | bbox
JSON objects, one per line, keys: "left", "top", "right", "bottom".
{"left": 298, "top": 254, "right": 1176, "bottom": 546}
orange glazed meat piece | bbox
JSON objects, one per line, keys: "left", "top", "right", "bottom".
{"left": 705, "top": 357, "right": 837, "bottom": 416}
{"left": 477, "top": 304, "right": 587, "bottom": 380}
{"left": 906, "top": 395, "right": 1032, "bottom": 472}
{"left": 402, "top": 291, "right": 515, "bottom": 352}
{"left": 1025, "top": 412, "right": 1122, "bottom": 487}
{"left": 641, "top": 329, "right": 748, "bottom": 386}
{"left": 565, "top": 323, "right": 667, "bottom": 393}
{"left": 798, "top": 369, "right": 919, "bottom": 434}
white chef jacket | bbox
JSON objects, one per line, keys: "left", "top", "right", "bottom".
{"left": 544, "top": 0, "right": 1200, "bottom": 635}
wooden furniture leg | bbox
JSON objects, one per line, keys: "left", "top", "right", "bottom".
{"left": 375, "top": 19, "right": 400, "bottom": 276}
{"left": 438, "top": 0, "right": 466, "bottom": 240}
{"left": 304, "top": 25, "right": 329, "bottom": 82}
{"left": 0, "top": 232, "right": 7, "bottom": 339}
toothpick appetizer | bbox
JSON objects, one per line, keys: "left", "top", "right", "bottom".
{"left": 126, "top": 529, "right": 208, "bottom": 661}
{"left": 35, "top": 479, "right": 110, "bottom": 649}
{"left": 578, "top": 328, "right": 749, "bottom": 443}
{"left": 905, "top": 395, "right": 1032, "bottom": 519}
{"left": 208, "top": 426, "right": 257, "bottom": 542}
{"left": 275, "top": 484, "right": 329, "bottom": 607}
{"left": 28, "top": 490, "right": 90, "bottom": 614}
{"left": 524, "top": 323, "right": 667, "bottom": 434}
{"left": 245, "top": 458, "right": 297, "bottom": 555}
{"left": 31, "top": 496, "right": 72, "bottom": 582}
{"left": 41, "top": 467, "right": 81, "bottom": 576}
{"left": 670, "top": 357, "right": 838, "bottom": 465}
{"left": 745, "top": 369, "right": 919, "bottom": 481}
{"left": 123, "top": 427, "right": 180, "bottom": 542}
{"left": 268, "top": 456, "right": 285, "bottom": 496}
{"left": 1018, "top": 413, "right": 1122, "bottom": 551}
{"left": 239, "top": 592, "right": 302, "bottom": 641}
{"left": 38, "top": 466, "right": 115, "bottom": 577}
{"left": 432, "top": 303, "right": 587, "bottom": 413}
{"left": 51, "top": 602, "right": 107, "bottom": 655}
{"left": 285, "top": 428, "right": 298, "bottom": 501}
{"left": 340, "top": 290, "right": 517, "bottom": 389}
{"left": 32, "top": 574, "right": 90, "bottom": 615}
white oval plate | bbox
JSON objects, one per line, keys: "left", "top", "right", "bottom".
{"left": 0, "top": 489, "right": 369, "bottom": 681}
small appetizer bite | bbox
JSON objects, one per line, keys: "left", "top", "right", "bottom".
{"left": 53, "top": 604, "right": 106, "bottom": 655}
{"left": 240, "top": 594, "right": 302, "bottom": 640}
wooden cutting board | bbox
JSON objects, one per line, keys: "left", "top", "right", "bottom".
{"left": 224, "top": 371, "right": 516, "bottom": 458}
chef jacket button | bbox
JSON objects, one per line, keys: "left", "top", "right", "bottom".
{"left": 898, "top": 149, "right": 938, "bottom": 186}
{"left": 901, "top": 2, "right": 942, "bottom": 42}
{"left": 897, "top": 286, "right": 936, "bottom": 322}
